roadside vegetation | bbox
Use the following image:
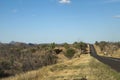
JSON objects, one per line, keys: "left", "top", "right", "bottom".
{"left": 1, "top": 41, "right": 120, "bottom": 80}
{"left": 94, "top": 41, "right": 120, "bottom": 58}
{"left": 64, "top": 48, "right": 76, "bottom": 59}
{"left": 0, "top": 41, "right": 88, "bottom": 79}
{"left": 2, "top": 54, "right": 120, "bottom": 80}
{"left": 0, "top": 42, "right": 58, "bottom": 78}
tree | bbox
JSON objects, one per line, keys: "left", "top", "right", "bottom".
{"left": 73, "top": 42, "right": 87, "bottom": 54}
{"left": 99, "top": 41, "right": 107, "bottom": 52}
{"left": 95, "top": 41, "right": 99, "bottom": 45}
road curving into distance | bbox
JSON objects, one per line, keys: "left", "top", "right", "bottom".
{"left": 90, "top": 44, "right": 120, "bottom": 72}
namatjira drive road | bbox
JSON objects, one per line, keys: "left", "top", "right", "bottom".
{"left": 90, "top": 45, "right": 120, "bottom": 72}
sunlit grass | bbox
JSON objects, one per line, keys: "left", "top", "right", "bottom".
{"left": 2, "top": 54, "right": 120, "bottom": 80}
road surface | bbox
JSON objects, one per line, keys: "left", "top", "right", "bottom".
{"left": 90, "top": 45, "right": 120, "bottom": 72}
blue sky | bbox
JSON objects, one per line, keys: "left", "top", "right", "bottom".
{"left": 0, "top": 0, "right": 120, "bottom": 43}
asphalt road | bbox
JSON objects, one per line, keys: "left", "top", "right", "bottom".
{"left": 90, "top": 45, "right": 120, "bottom": 72}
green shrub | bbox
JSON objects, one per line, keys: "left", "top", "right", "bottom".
{"left": 64, "top": 48, "right": 75, "bottom": 59}
{"left": 63, "top": 43, "right": 69, "bottom": 49}
{"left": 49, "top": 43, "right": 56, "bottom": 49}
{"left": 73, "top": 42, "right": 87, "bottom": 50}
{"left": 73, "top": 42, "right": 87, "bottom": 54}
{"left": 0, "top": 60, "right": 13, "bottom": 78}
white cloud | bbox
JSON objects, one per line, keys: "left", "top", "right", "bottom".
{"left": 59, "top": 0, "right": 71, "bottom": 4}
{"left": 113, "top": 15, "right": 120, "bottom": 18}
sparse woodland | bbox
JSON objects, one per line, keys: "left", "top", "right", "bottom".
{"left": 0, "top": 42, "right": 88, "bottom": 78}
{"left": 95, "top": 41, "right": 120, "bottom": 57}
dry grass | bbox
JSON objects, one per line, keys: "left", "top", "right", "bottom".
{"left": 2, "top": 54, "right": 120, "bottom": 80}
{"left": 111, "top": 49, "right": 120, "bottom": 58}
{"left": 94, "top": 45, "right": 120, "bottom": 58}
{"left": 94, "top": 45, "right": 104, "bottom": 56}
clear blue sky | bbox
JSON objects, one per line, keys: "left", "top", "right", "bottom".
{"left": 0, "top": 0, "right": 120, "bottom": 43}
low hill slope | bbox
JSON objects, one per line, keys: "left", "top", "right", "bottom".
{"left": 2, "top": 54, "right": 120, "bottom": 80}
